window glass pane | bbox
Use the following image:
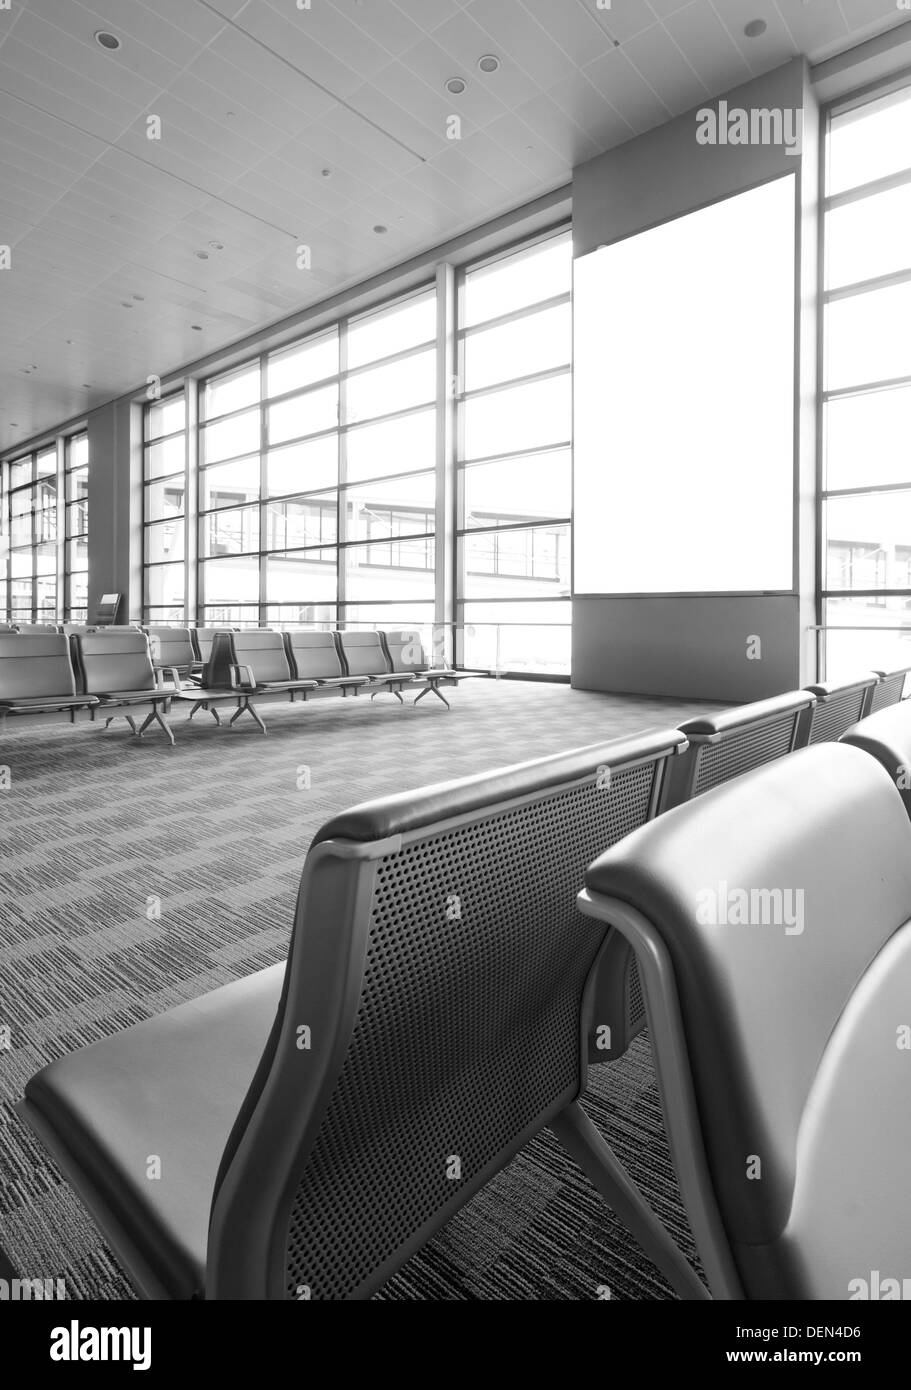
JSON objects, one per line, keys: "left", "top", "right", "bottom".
{"left": 200, "top": 556, "right": 259, "bottom": 605}
{"left": 201, "top": 408, "right": 260, "bottom": 464}
{"left": 348, "top": 294, "right": 435, "bottom": 369}
{"left": 339, "top": 603, "right": 434, "bottom": 631}
{"left": 201, "top": 455, "right": 260, "bottom": 510}
{"left": 67, "top": 538, "right": 88, "bottom": 573}
{"left": 146, "top": 603, "right": 186, "bottom": 624}
{"left": 66, "top": 500, "right": 88, "bottom": 539}
{"left": 460, "top": 524, "right": 571, "bottom": 599}
{"left": 346, "top": 349, "right": 435, "bottom": 425}
{"left": 66, "top": 467, "right": 88, "bottom": 503}
{"left": 35, "top": 542, "right": 55, "bottom": 576}
{"left": 460, "top": 600, "right": 571, "bottom": 674}
{"left": 37, "top": 480, "right": 57, "bottom": 542}
{"left": 825, "top": 491, "right": 911, "bottom": 590}
{"left": 264, "top": 495, "right": 337, "bottom": 551}
{"left": 825, "top": 282, "right": 911, "bottom": 391}
{"left": 67, "top": 433, "right": 88, "bottom": 469}
{"left": 266, "top": 435, "right": 338, "bottom": 497}
{"left": 203, "top": 363, "right": 260, "bottom": 420}
{"left": 343, "top": 539, "right": 435, "bottom": 602}
{"left": 11, "top": 496, "right": 32, "bottom": 547}
{"left": 202, "top": 505, "right": 259, "bottom": 557}
{"left": 463, "top": 237, "right": 571, "bottom": 328}
{"left": 145, "top": 395, "right": 186, "bottom": 440}
{"left": 145, "top": 478, "right": 185, "bottom": 522}
{"left": 824, "top": 596, "right": 911, "bottom": 679}
{"left": 264, "top": 604, "right": 337, "bottom": 628}
{"left": 346, "top": 407, "right": 436, "bottom": 483}
{"left": 826, "top": 183, "right": 911, "bottom": 290}
{"left": 345, "top": 473, "right": 435, "bottom": 543}
{"left": 36, "top": 448, "right": 56, "bottom": 477}
{"left": 146, "top": 563, "right": 184, "bottom": 609}
{"left": 267, "top": 331, "right": 338, "bottom": 397}
{"left": 267, "top": 385, "right": 337, "bottom": 445}
{"left": 200, "top": 605, "right": 256, "bottom": 627}
{"left": 825, "top": 386, "right": 911, "bottom": 491}
{"left": 463, "top": 302, "right": 571, "bottom": 392}
{"left": 9, "top": 459, "right": 31, "bottom": 488}
{"left": 145, "top": 518, "right": 186, "bottom": 565}
{"left": 145, "top": 435, "right": 185, "bottom": 480}
{"left": 462, "top": 373, "right": 571, "bottom": 460}
{"left": 461, "top": 450, "right": 570, "bottom": 528}
{"left": 828, "top": 87, "right": 911, "bottom": 196}
{"left": 265, "top": 549, "right": 337, "bottom": 604}
{"left": 11, "top": 550, "right": 32, "bottom": 576}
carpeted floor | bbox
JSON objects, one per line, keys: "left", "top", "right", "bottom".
{"left": 0, "top": 677, "right": 724, "bottom": 1300}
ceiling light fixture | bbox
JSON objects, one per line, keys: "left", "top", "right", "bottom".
{"left": 445, "top": 76, "right": 467, "bottom": 95}
{"left": 208, "top": 240, "right": 225, "bottom": 250}
{"left": 195, "top": 251, "right": 209, "bottom": 259}
{"left": 321, "top": 168, "right": 332, "bottom": 179}
{"left": 121, "top": 301, "right": 133, "bottom": 307}
{"left": 191, "top": 324, "right": 203, "bottom": 331}
{"left": 478, "top": 55, "right": 500, "bottom": 74}
{"left": 373, "top": 224, "right": 388, "bottom": 234}
{"left": 94, "top": 30, "right": 121, "bottom": 50}
{"left": 132, "top": 293, "right": 144, "bottom": 301}
{"left": 744, "top": 19, "right": 767, "bottom": 38}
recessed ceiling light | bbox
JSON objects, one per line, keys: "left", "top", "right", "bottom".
{"left": 195, "top": 251, "right": 209, "bottom": 259}
{"left": 65, "top": 339, "right": 74, "bottom": 345}
{"left": 445, "top": 76, "right": 467, "bottom": 96}
{"left": 132, "top": 293, "right": 144, "bottom": 301}
{"left": 191, "top": 324, "right": 203, "bottom": 331}
{"left": 10, "top": 422, "right": 17, "bottom": 427}
{"left": 94, "top": 30, "right": 121, "bottom": 50}
{"left": 226, "top": 111, "right": 236, "bottom": 119}
{"left": 208, "top": 240, "right": 225, "bottom": 250}
{"left": 121, "top": 301, "right": 133, "bottom": 307}
{"left": 321, "top": 168, "right": 332, "bottom": 179}
{"left": 373, "top": 224, "right": 388, "bottom": 234}
{"left": 744, "top": 19, "right": 767, "bottom": 38}
{"left": 82, "top": 384, "right": 92, "bottom": 389}
{"left": 478, "top": 55, "right": 500, "bottom": 74}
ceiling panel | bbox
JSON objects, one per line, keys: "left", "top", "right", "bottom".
{"left": 2, "top": 0, "right": 910, "bottom": 451}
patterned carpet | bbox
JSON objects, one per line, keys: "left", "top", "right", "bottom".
{"left": 0, "top": 677, "right": 722, "bottom": 1300}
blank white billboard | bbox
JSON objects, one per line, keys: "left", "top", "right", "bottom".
{"left": 573, "top": 175, "right": 796, "bottom": 595}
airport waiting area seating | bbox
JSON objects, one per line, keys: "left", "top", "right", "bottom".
{"left": 660, "top": 690, "right": 815, "bottom": 810}
{"left": 579, "top": 741, "right": 911, "bottom": 1298}
{"left": 71, "top": 630, "right": 179, "bottom": 745}
{"left": 19, "top": 731, "right": 707, "bottom": 1301}
{"left": 381, "top": 629, "right": 468, "bottom": 708}
{"left": 800, "top": 673, "right": 878, "bottom": 744}
{"left": 146, "top": 627, "right": 203, "bottom": 683}
{"left": 0, "top": 633, "right": 99, "bottom": 730}
{"left": 840, "top": 696, "right": 911, "bottom": 820}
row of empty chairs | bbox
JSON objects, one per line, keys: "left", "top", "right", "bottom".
{"left": 19, "top": 691, "right": 911, "bottom": 1299}
{"left": 0, "top": 627, "right": 468, "bottom": 743}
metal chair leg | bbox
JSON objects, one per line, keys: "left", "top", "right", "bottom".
{"left": 550, "top": 1101, "right": 709, "bottom": 1302}
{"left": 125, "top": 716, "right": 138, "bottom": 735}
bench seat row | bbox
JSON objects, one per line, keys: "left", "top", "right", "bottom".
{"left": 17, "top": 692, "right": 911, "bottom": 1301}
{"left": 0, "top": 628, "right": 468, "bottom": 743}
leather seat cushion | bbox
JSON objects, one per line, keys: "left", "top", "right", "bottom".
{"left": 24, "top": 965, "right": 283, "bottom": 1300}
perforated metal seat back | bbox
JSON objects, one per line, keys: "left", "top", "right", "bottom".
{"left": 284, "top": 631, "right": 345, "bottom": 680}
{"left": 808, "top": 688, "right": 871, "bottom": 743}
{"left": 0, "top": 634, "right": 76, "bottom": 700}
{"left": 336, "top": 630, "right": 388, "bottom": 677}
{"left": 208, "top": 735, "right": 682, "bottom": 1299}
{"left": 76, "top": 632, "right": 155, "bottom": 694}
{"left": 870, "top": 673, "right": 906, "bottom": 712}
{"left": 692, "top": 715, "right": 798, "bottom": 796}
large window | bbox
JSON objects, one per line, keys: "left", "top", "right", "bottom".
{"left": 65, "top": 431, "right": 89, "bottom": 620}
{"left": 1, "top": 432, "right": 88, "bottom": 623}
{"left": 143, "top": 393, "right": 187, "bottom": 623}
{"left": 190, "top": 287, "right": 438, "bottom": 633}
{"left": 822, "top": 83, "right": 911, "bottom": 679}
{"left": 456, "top": 233, "right": 572, "bottom": 674}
